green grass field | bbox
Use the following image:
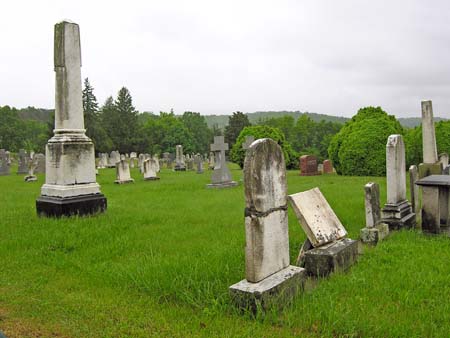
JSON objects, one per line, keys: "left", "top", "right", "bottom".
{"left": 1, "top": 165, "right": 450, "bottom": 337}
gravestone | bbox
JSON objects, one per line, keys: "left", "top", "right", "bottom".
{"left": 318, "top": 163, "right": 324, "bottom": 174}
{"left": 153, "top": 155, "right": 160, "bottom": 172}
{"left": 409, "top": 165, "right": 420, "bottom": 224}
{"left": 175, "top": 145, "right": 186, "bottom": 171}
{"left": 289, "top": 188, "right": 358, "bottom": 276}
{"left": 115, "top": 159, "right": 134, "bottom": 184}
{"left": 323, "top": 160, "right": 333, "bottom": 174}
{"left": 17, "top": 149, "right": 29, "bottom": 174}
{"left": 130, "top": 152, "right": 137, "bottom": 159}
{"left": 36, "top": 21, "right": 106, "bottom": 217}
{"left": 129, "top": 157, "right": 135, "bottom": 169}
{"left": 300, "top": 155, "right": 319, "bottom": 176}
{"left": 419, "top": 101, "right": 442, "bottom": 178}
{"left": 207, "top": 136, "right": 238, "bottom": 188}
{"left": 195, "top": 154, "right": 204, "bottom": 174}
{"left": 108, "top": 151, "right": 120, "bottom": 168}
{"left": 439, "top": 153, "right": 449, "bottom": 169}
{"left": 0, "top": 149, "right": 10, "bottom": 176}
{"left": 360, "top": 183, "right": 389, "bottom": 244}
{"left": 381, "top": 135, "right": 415, "bottom": 229}
{"left": 162, "top": 152, "right": 170, "bottom": 168}
{"left": 138, "top": 153, "right": 145, "bottom": 172}
{"left": 186, "top": 154, "right": 194, "bottom": 171}
{"left": 24, "top": 156, "right": 38, "bottom": 182}
{"left": 34, "top": 153, "right": 46, "bottom": 174}
{"left": 143, "top": 158, "right": 160, "bottom": 180}
{"left": 97, "top": 153, "right": 108, "bottom": 168}
{"left": 208, "top": 152, "right": 215, "bottom": 170}
{"left": 229, "top": 138, "right": 305, "bottom": 313}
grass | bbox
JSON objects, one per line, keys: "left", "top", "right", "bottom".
{"left": 0, "top": 164, "right": 450, "bottom": 337}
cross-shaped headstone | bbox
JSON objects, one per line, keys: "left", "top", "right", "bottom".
{"left": 242, "top": 135, "right": 255, "bottom": 151}
{"left": 211, "top": 136, "right": 228, "bottom": 169}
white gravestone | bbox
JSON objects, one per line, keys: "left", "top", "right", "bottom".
{"left": 114, "top": 160, "right": 134, "bottom": 184}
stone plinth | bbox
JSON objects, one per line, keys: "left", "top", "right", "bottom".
{"left": 229, "top": 266, "right": 305, "bottom": 314}
{"left": 303, "top": 238, "right": 359, "bottom": 277}
{"left": 360, "top": 223, "right": 389, "bottom": 244}
{"left": 300, "top": 155, "right": 319, "bottom": 176}
{"left": 382, "top": 200, "right": 415, "bottom": 230}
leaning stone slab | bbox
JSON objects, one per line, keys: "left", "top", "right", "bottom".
{"left": 288, "top": 188, "right": 347, "bottom": 247}
{"left": 229, "top": 266, "right": 305, "bottom": 314}
{"left": 303, "top": 238, "right": 359, "bottom": 277}
{"left": 360, "top": 182, "right": 389, "bottom": 245}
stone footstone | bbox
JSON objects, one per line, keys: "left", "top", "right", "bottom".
{"left": 206, "top": 181, "right": 239, "bottom": 189}
{"left": 24, "top": 175, "right": 37, "bottom": 182}
{"left": 229, "top": 266, "right": 305, "bottom": 314}
{"left": 304, "top": 238, "right": 359, "bottom": 277}
{"left": 360, "top": 223, "right": 389, "bottom": 245}
{"left": 36, "top": 194, "right": 107, "bottom": 217}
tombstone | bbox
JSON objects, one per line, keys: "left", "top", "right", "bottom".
{"left": 419, "top": 101, "right": 442, "bottom": 178}
{"left": 174, "top": 145, "right": 186, "bottom": 171}
{"left": 323, "top": 160, "right": 334, "bottom": 174}
{"left": 0, "top": 149, "right": 10, "bottom": 176}
{"left": 120, "top": 154, "right": 126, "bottom": 161}
{"left": 409, "top": 165, "right": 420, "bottom": 224}
{"left": 143, "top": 158, "right": 160, "bottom": 180}
{"left": 24, "top": 157, "right": 38, "bottom": 182}
{"left": 229, "top": 138, "right": 305, "bottom": 313}
{"left": 318, "top": 163, "right": 324, "bottom": 174}
{"left": 381, "top": 135, "right": 415, "bottom": 229}
{"left": 130, "top": 152, "right": 137, "bottom": 159}
{"left": 207, "top": 136, "right": 238, "bottom": 188}
{"left": 34, "top": 153, "right": 46, "bottom": 174}
{"left": 186, "top": 155, "right": 194, "bottom": 171}
{"left": 439, "top": 153, "right": 449, "bottom": 169}
{"left": 109, "top": 151, "right": 120, "bottom": 168}
{"left": 360, "top": 183, "right": 389, "bottom": 244}
{"left": 97, "top": 153, "right": 108, "bottom": 169}
{"left": 36, "top": 21, "right": 107, "bottom": 217}
{"left": 129, "top": 157, "right": 135, "bottom": 169}
{"left": 17, "top": 149, "right": 29, "bottom": 174}
{"left": 208, "top": 152, "right": 215, "bottom": 170}
{"left": 299, "top": 155, "right": 319, "bottom": 176}
{"left": 114, "top": 159, "right": 134, "bottom": 184}
{"left": 289, "top": 188, "right": 358, "bottom": 276}
{"left": 153, "top": 155, "right": 160, "bottom": 172}
{"left": 195, "top": 154, "right": 204, "bottom": 174}
{"left": 138, "top": 153, "right": 145, "bottom": 172}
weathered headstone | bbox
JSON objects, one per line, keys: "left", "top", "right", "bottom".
{"left": 36, "top": 21, "right": 106, "bottom": 217}
{"left": 318, "top": 163, "right": 324, "bottom": 174}
{"left": 207, "top": 136, "right": 238, "bottom": 188}
{"left": 208, "top": 152, "right": 215, "bottom": 170}
{"left": 289, "top": 188, "right": 358, "bottom": 276}
{"left": 138, "top": 153, "right": 145, "bottom": 172}
{"left": 129, "top": 157, "right": 135, "bottom": 169}
{"left": 109, "top": 151, "right": 120, "bottom": 168}
{"left": 0, "top": 149, "right": 10, "bottom": 176}
{"left": 114, "top": 159, "right": 134, "bottom": 184}
{"left": 300, "top": 155, "right": 319, "bottom": 176}
{"left": 419, "top": 101, "right": 442, "bottom": 178}
{"left": 195, "top": 154, "right": 204, "bottom": 174}
{"left": 360, "top": 183, "right": 389, "bottom": 244}
{"left": 97, "top": 153, "right": 108, "bottom": 169}
{"left": 24, "top": 156, "right": 38, "bottom": 182}
{"left": 186, "top": 154, "right": 194, "bottom": 171}
{"left": 229, "top": 138, "right": 305, "bottom": 313}
{"left": 381, "top": 135, "right": 415, "bottom": 229}
{"left": 409, "top": 165, "right": 420, "bottom": 224}
{"left": 143, "top": 158, "right": 160, "bottom": 180}
{"left": 323, "top": 160, "right": 333, "bottom": 174}
{"left": 439, "top": 153, "right": 449, "bottom": 169}
{"left": 153, "top": 155, "right": 160, "bottom": 172}
{"left": 34, "top": 153, "right": 46, "bottom": 174}
{"left": 17, "top": 149, "right": 29, "bottom": 174}
{"left": 175, "top": 145, "right": 186, "bottom": 171}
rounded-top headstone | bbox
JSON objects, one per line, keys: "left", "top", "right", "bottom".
{"left": 244, "top": 138, "right": 286, "bottom": 213}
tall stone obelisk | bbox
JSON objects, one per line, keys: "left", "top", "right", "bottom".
{"left": 36, "top": 21, "right": 107, "bottom": 217}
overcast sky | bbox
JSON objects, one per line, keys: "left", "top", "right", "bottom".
{"left": 2, "top": 0, "right": 450, "bottom": 117}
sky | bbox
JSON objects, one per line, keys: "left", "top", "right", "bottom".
{"left": 2, "top": 0, "right": 450, "bottom": 118}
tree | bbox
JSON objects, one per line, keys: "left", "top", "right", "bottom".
{"left": 230, "top": 125, "right": 298, "bottom": 169}
{"left": 328, "top": 106, "right": 403, "bottom": 176}
{"left": 224, "top": 111, "right": 251, "bottom": 149}
{"left": 181, "top": 112, "right": 212, "bottom": 154}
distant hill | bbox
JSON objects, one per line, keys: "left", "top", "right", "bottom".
{"left": 398, "top": 117, "right": 448, "bottom": 128}
{"left": 17, "top": 106, "right": 53, "bottom": 122}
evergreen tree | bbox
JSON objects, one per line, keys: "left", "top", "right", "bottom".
{"left": 82, "top": 78, "right": 99, "bottom": 135}
{"left": 224, "top": 111, "right": 251, "bottom": 148}
{"left": 113, "top": 87, "right": 139, "bottom": 153}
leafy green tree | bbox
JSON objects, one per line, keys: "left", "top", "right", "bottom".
{"left": 230, "top": 125, "right": 298, "bottom": 169}
{"left": 224, "top": 111, "right": 251, "bottom": 149}
{"left": 328, "top": 106, "right": 403, "bottom": 176}
{"left": 181, "top": 112, "right": 212, "bottom": 154}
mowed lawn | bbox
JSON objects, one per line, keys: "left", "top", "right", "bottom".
{"left": 1, "top": 164, "right": 450, "bottom": 337}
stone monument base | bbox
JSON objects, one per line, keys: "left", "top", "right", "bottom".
{"left": 114, "top": 179, "right": 134, "bottom": 184}
{"left": 36, "top": 194, "right": 107, "bottom": 217}
{"left": 360, "top": 223, "right": 389, "bottom": 245}
{"left": 382, "top": 200, "right": 416, "bottom": 230}
{"left": 419, "top": 163, "right": 442, "bottom": 178}
{"left": 229, "top": 265, "right": 306, "bottom": 314}
{"left": 144, "top": 177, "right": 160, "bottom": 181}
{"left": 206, "top": 181, "right": 239, "bottom": 189}
{"left": 304, "top": 238, "right": 358, "bottom": 277}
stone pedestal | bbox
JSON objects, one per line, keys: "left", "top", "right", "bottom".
{"left": 304, "top": 238, "right": 359, "bottom": 277}
{"left": 360, "top": 223, "right": 389, "bottom": 244}
{"left": 382, "top": 200, "right": 416, "bottom": 230}
{"left": 229, "top": 266, "right": 305, "bottom": 314}
{"left": 36, "top": 194, "right": 106, "bottom": 218}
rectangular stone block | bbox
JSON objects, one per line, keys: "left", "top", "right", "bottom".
{"left": 304, "top": 238, "right": 358, "bottom": 277}
{"left": 419, "top": 163, "right": 442, "bottom": 179}
{"left": 360, "top": 223, "right": 389, "bottom": 245}
{"left": 229, "top": 265, "right": 306, "bottom": 314}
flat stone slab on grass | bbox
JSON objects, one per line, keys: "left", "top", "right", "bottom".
{"left": 229, "top": 265, "right": 305, "bottom": 314}
{"left": 288, "top": 188, "right": 347, "bottom": 247}
{"left": 304, "top": 238, "right": 359, "bottom": 277}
